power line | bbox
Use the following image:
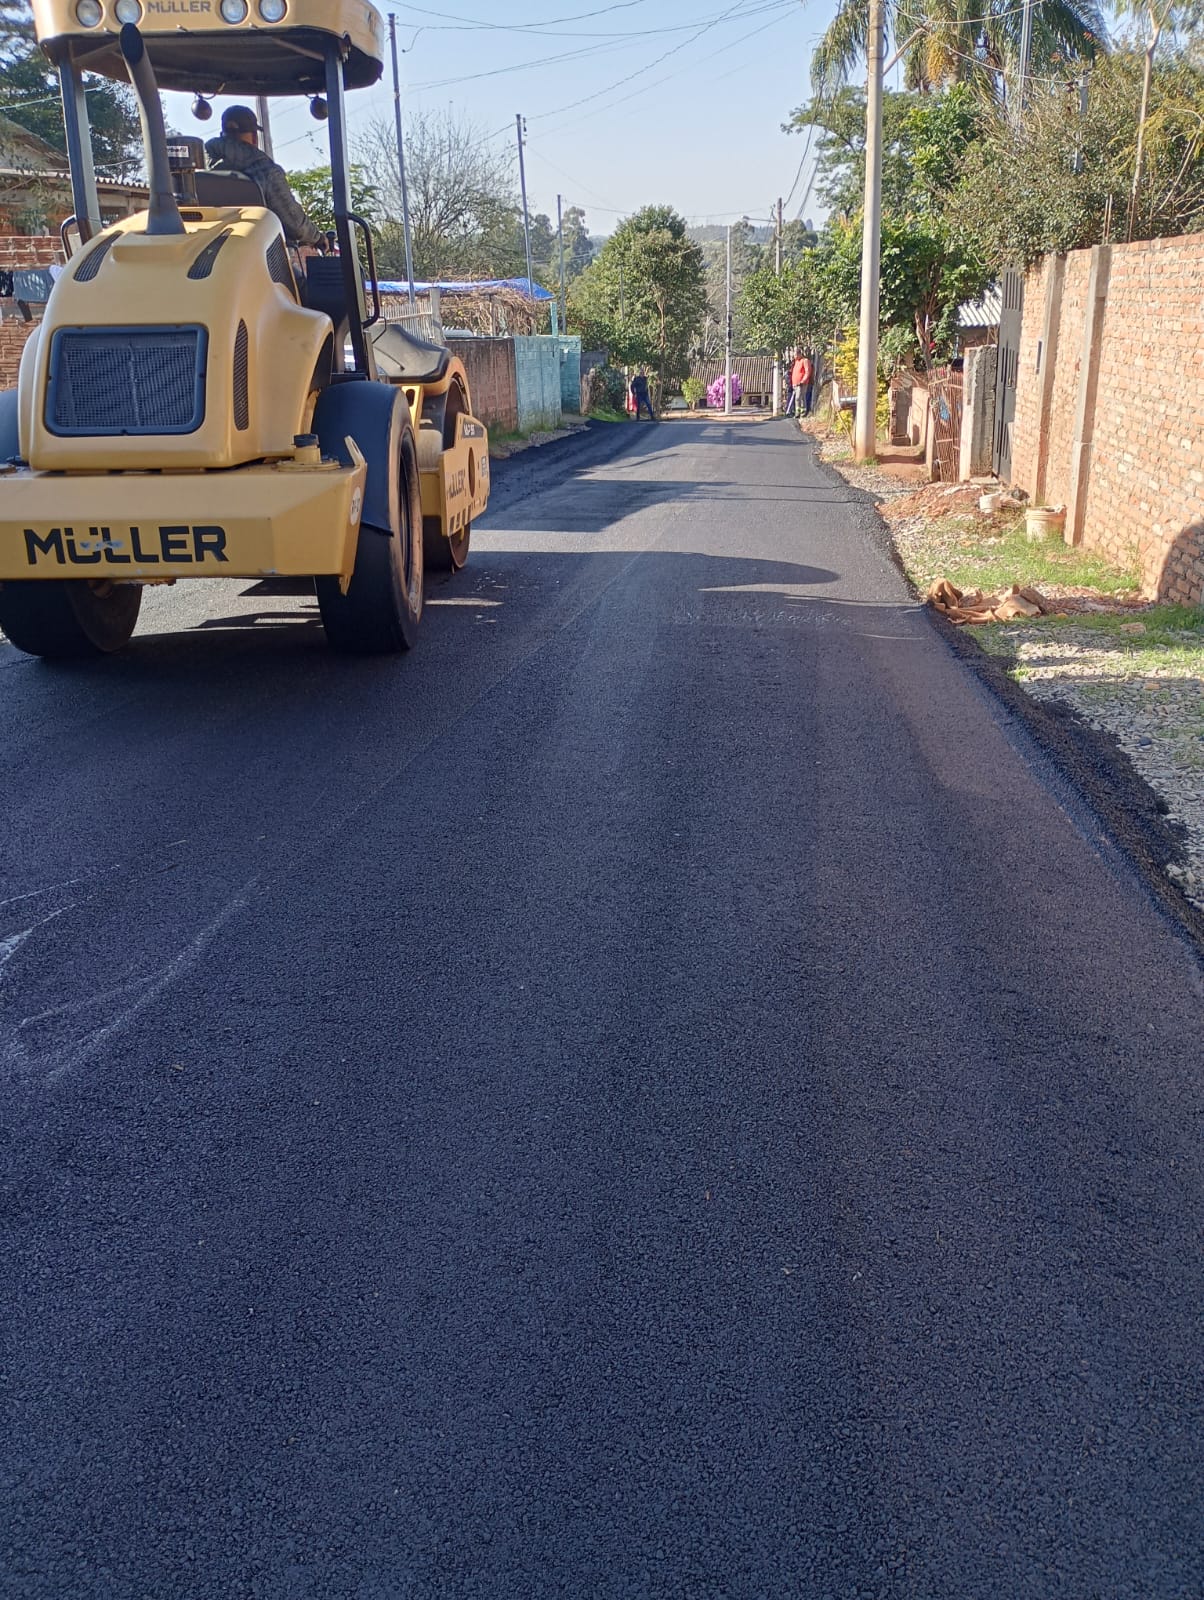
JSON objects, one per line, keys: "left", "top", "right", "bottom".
{"left": 535, "top": 1, "right": 796, "bottom": 138}
{"left": 398, "top": 1, "right": 656, "bottom": 29}
{"left": 407, "top": 0, "right": 792, "bottom": 92}
{"left": 399, "top": 0, "right": 793, "bottom": 41}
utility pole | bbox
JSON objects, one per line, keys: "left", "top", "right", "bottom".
{"left": 854, "top": 0, "right": 885, "bottom": 462}
{"left": 516, "top": 114, "right": 534, "bottom": 301}
{"left": 255, "top": 97, "right": 274, "bottom": 159}
{"left": 389, "top": 14, "right": 416, "bottom": 308}
{"left": 772, "top": 195, "right": 783, "bottom": 417}
{"left": 557, "top": 193, "right": 567, "bottom": 335}
{"left": 1015, "top": 0, "right": 1034, "bottom": 123}
{"left": 724, "top": 222, "right": 733, "bottom": 418}
{"left": 1072, "top": 67, "right": 1089, "bottom": 175}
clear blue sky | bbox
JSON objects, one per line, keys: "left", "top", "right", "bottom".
{"left": 165, "top": 0, "right": 850, "bottom": 236}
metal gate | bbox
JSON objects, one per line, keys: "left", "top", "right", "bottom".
{"left": 992, "top": 267, "right": 1024, "bottom": 480}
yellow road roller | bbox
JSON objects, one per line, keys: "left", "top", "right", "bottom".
{"left": 0, "top": 0, "right": 490, "bottom": 657}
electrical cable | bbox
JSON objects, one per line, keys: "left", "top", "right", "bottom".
{"left": 533, "top": 0, "right": 796, "bottom": 129}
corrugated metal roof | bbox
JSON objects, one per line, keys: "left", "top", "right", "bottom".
{"left": 958, "top": 285, "right": 1002, "bottom": 328}
{"left": 690, "top": 356, "right": 777, "bottom": 388}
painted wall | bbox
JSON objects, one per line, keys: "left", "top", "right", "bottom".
{"left": 512, "top": 336, "right": 563, "bottom": 433}
{"left": 554, "top": 335, "right": 582, "bottom": 414}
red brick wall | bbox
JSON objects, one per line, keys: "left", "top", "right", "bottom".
{"left": 1012, "top": 233, "right": 1204, "bottom": 600}
{"left": 448, "top": 337, "right": 518, "bottom": 434}
{"left": 0, "top": 235, "right": 63, "bottom": 389}
{"left": 1009, "top": 256, "right": 1047, "bottom": 495}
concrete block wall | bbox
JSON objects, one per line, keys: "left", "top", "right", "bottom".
{"left": 513, "top": 335, "right": 562, "bottom": 433}
{"left": 1010, "top": 233, "right": 1204, "bottom": 601}
{"left": 447, "top": 336, "right": 518, "bottom": 435}
{"left": 554, "top": 335, "right": 582, "bottom": 413}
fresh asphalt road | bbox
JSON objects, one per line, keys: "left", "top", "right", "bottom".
{"left": 1, "top": 419, "right": 1200, "bottom": 1599}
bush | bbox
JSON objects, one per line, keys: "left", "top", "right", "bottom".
{"left": 682, "top": 375, "right": 706, "bottom": 408}
{"left": 584, "top": 364, "right": 628, "bottom": 415}
{"left": 707, "top": 373, "right": 742, "bottom": 408}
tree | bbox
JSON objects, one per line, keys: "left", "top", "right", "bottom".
{"left": 560, "top": 205, "right": 595, "bottom": 280}
{"left": 696, "top": 217, "right": 763, "bottom": 358}
{"left": 955, "top": 49, "right": 1204, "bottom": 265}
{"left": 810, "top": 0, "right": 1106, "bottom": 99}
{"left": 570, "top": 205, "right": 706, "bottom": 395}
{"left": 287, "top": 165, "right": 381, "bottom": 237}
{"left": 0, "top": 2, "right": 141, "bottom": 182}
{"left": 357, "top": 110, "right": 525, "bottom": 281}
{"left": 738, "top": 254, "right": 836, "bottom": 355}
{"left": 787, "top": 83, "right": 983, "bottom": 220}
{"left": 1114, "top": 0, "right": 1204, "bottom": 237}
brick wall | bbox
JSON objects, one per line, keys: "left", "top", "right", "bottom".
{"left": 1008, "top": 258, "right": 1045, "bottom": 492}
{"left": 447, "top": 336, "right": 518, "bottom": 434}
{"left": 0, "top": 235, "right": 63, "bottom": 389}
{"left": 1011, "top": 233, "right": 1204, "bottom": 600}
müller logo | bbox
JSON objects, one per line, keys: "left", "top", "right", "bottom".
{"left": 146, "top": 1, "right": 215, "bottom": 15}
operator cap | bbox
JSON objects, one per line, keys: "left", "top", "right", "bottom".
{"left": 221, "top": 105, "right": 262, "bottom": 136}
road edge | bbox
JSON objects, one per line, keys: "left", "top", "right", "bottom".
{"left": 800, "top": 429, "right": 1204, "bottom": 960}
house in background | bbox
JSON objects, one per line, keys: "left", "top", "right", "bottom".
{"left": 0, "top": 113, "right": 145, "bottom": 233}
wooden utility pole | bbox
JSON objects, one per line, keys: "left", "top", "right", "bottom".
{"left": 854, "top": 0, "right": 885, "bottom": 461}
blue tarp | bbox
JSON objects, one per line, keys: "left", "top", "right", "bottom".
{"left": 374, "top": 276, "right": 555, "bottom": 302}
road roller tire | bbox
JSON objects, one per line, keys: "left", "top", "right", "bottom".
{"left": 0, "top": 580, "right": 142, "bottom": 660}
{"left": 422, "top": 379, "right": 472, "bottom": 574}
{"left": 315, "top": 392, "right": 424, "bottom": 655}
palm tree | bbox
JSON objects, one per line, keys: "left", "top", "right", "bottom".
{"left": 811, "top": 0, "right": 1106, "bottom": 98}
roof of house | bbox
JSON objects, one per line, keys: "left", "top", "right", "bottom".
{"left": 690, "top": 355, "right": 777, "bottom": 389}
{"left": 958, "top": 285, "right": 1002, "bottom": 329}
{"left": 0, "top": 114, "right": 66, "bottom": 174}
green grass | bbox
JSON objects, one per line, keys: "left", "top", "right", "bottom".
{"left": 904, "top": 512, "right": 1141, "bottom": 597}
{"left": 587, "top": 407, "right": 629, "bottom": 424}
{"left": 972, "top": 603, "right": 1204, "bottom": 675}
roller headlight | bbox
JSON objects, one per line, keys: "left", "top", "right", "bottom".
{"left": 259, "top": 0, "right": 288, "bottom": 20}
{"left": 75, "top": 0, "right": 103, "bottom": 25}
{"left": 115, "top": 0, "right": 143, "bottom": 20}
{"left": 220, "top": 0, "right": 249, "bottom": 21}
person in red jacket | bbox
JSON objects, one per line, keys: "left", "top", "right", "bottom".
{"left": 784, "top": 353, "right": 806, "bottom": 416}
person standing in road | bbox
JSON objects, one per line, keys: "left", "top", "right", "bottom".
{"left": 786, "top": 352, "right": 807, "bottom": 417}
{"left": 800, "top": 350, "right": 815, "bottom": 417}
{"left": 630, "top": 369, "right": 656, "bottom": 422}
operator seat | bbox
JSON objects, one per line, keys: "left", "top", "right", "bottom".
{"left": 369, "top": 321, "right": 451, "bottom": 385}
{"left": 193, "top": 170, "right": 265, "bottom": 206}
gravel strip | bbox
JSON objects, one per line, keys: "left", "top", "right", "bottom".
{"left": 981, "top": 625, "right": 1204, "bottom": 909}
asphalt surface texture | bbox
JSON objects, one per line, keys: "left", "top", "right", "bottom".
{"left": 1, "top": 418, "right": 1200, "bottom": 1599}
